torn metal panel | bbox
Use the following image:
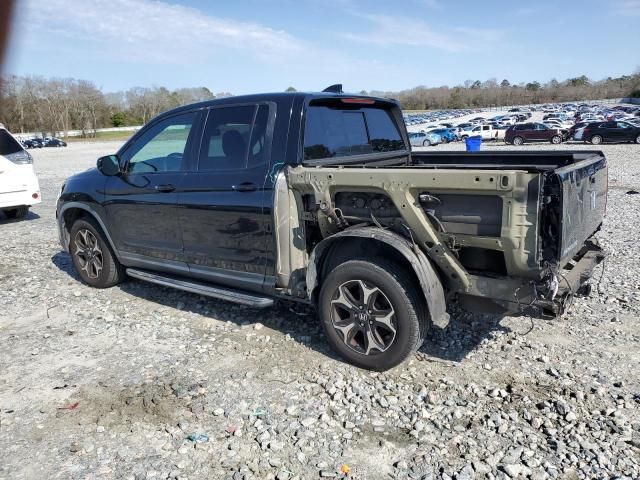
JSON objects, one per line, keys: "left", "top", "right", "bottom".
{"left": 306, "top": 227, "right": 449, "bottom": 329}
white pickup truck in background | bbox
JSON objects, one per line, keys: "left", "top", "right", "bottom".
{"left": 459, "top": 124, "right": 506, "bottom": 141}
{"left": 0, "top": 124, "right": 41, "bottom": 219}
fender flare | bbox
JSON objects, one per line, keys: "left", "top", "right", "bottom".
{"left": 307, "top": 227, "right": 449, "bottom": 329}
{"left": 57, "top": 202, "right": 120, "bottom": 259}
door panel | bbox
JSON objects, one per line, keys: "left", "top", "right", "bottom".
{"left": 178, "top": 103, "right": 275, "bottom": 292}
{"left": 105, "top": 172, "right": 186, "bottom": 260}
{"left": 104, "top": 111, "right": 200, "bottom": 264}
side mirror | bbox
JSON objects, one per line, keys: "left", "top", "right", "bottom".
{"left": 97, "top": 154, "right": 121, "bottom": 176}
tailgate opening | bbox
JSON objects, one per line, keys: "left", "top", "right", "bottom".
{"left": 539, "top": 152, "right": 607, "bottom": 269}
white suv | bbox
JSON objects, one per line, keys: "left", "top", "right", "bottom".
{"left": 0, "top": 124, "right": 41, "bottom": 219}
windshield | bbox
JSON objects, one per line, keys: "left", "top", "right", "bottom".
{"left": 303, "top": 102, "right": 405, "bottom": 160}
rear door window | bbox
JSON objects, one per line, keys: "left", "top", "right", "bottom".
{"left": 303, "top": 103, "right": 405, "bottom": 160}
{"left": 197, "top": 104, "right": 271, "bottom": 171}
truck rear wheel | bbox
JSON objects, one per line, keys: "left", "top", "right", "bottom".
{"left": 318, "top": 258, "right": 426, "bottom": 370}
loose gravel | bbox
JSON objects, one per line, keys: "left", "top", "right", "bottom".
{"left": 1, "top": 139, "right": 639, "bottom": 480}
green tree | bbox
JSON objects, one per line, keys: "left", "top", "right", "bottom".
{"left": 285, "top": 86, "right": 297, "bottom": 92}
{"left": 110, "top": 112, "right": 125, "bottom": 127}
{"left": 500, "top": 79, "right": 510, "bottom": 88}
{"left": 566, "top": 75, "right": 590, "bottom": 87}
{"left": 525, "top": 81, "right": 541, "bottom": 92}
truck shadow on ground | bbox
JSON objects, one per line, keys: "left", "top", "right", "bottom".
{"left": 0, "top": 210, "right": 41, "bottom": 223}
{"left": 51, "top": 251, "right": 509, "bottom": 366}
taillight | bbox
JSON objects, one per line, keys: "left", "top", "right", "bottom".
{"left": 340, "top": 98, "right": 375, "bottom": 104}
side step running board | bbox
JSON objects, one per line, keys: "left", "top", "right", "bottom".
{"left": 126, "top": 268, "right": 274, "bottom": 308}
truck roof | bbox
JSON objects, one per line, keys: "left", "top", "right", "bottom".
{"left": 164, "top": 90, "right": 399, "bottom": 118}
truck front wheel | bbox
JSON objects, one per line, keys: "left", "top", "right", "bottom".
{"left": 70, "top": 217, "right": 125, "bottom": 288}
{"left": 318, "top": 258, "right": 426, "bottom": 370}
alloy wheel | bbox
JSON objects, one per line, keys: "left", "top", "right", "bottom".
{"left": 74, "top": 229, "right": 104, "bottom": 279}
{"left": 330, "top": 279, "right": 397, "bottom": 355}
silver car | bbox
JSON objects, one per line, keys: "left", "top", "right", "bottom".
{"left": 409, "top": 131, "right": 441, "bottom": 147}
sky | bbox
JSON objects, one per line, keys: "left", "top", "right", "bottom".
{"left": 4, "top": 0, "right": 640, "bottom": 95}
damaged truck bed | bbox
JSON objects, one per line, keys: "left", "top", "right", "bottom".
{"left": 281, "top": 150, "right": 606, "bottom": 321}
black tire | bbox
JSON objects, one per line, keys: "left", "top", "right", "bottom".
{"left": 512, "top": 136, "right": 524, "bottom": 146}
{"left": 550, "top": 135, "right": 562, "bottom": 144}
{"left": 422, "top": 139, "right": 431, "bottom": 147}
{"left": 3, "top": 206, "right": 29, "bottom": 219}
{"left": 69, "top": 217, "right": 125, "bottom": 288}
{"left": 318, "top": 258, "right": 427, "bottom": 371}
{"left": 635, "top": 134, "right": 640, "bottom": 144}
{"left": 590, "top": 135, "right": 603, "bottom": 145}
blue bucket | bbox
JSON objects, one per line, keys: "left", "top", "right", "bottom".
{"left": 465, "top": 135, "right": 482, "bottom": 152}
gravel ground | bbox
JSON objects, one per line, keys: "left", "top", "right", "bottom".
{"left": 1, "top": 139, "right": 639, "bottom": 480}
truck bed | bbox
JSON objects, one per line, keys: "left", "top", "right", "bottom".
{"left": 411, "top": 150, "right": 605, "bottom": 172}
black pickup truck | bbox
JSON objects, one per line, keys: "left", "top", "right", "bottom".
{"left": 57, "top": 86, "right": 607, "bottom": 370}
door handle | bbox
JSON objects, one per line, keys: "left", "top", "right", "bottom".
{"left": 232, "top": 182, "right": 257, "bottom": 192}
{"left": 155, "top": 184, "right": 176, "bottom": 193}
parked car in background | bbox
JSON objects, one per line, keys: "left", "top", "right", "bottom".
{"left": 23, "top": 138, "right": 44, "bottom": 149}
{"left": 567, "top": 121, "right": 588, "bottom": 138}
{"left": 409, "top": 131, "right": 441, "bottom": 147}
{"left": 573, "top": 125, "right": 588, "bottom": 141}
{"left": 465, "top": 124, "right": 504, "bottom": 141}
{"left": 505, "top": 123, "right": 564, "bottom": 145}
{"left": 428, "top": 128, "right": 457, "bottom": 143}
{"left": 0, "top": 124, "right": 41, "bottom": 219}
{"left": 582, "top": 121, "right": 640, "bottom": 144}
{"left": 44, "top": 138, "right": 67, "bottom": 147}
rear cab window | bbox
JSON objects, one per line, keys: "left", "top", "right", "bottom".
{"left": 303, "top": 99, "right": 406, "bottom": 161}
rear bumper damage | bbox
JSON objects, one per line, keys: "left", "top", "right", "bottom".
{"left": 534, "top": 238, "right": 605, "bottom": 317}
{"left": 462, "top": 236, "right": 605, "bottom": 319}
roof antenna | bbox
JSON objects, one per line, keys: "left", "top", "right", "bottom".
{"left": 322, "top": 84, "right": 343, "bottom": 93}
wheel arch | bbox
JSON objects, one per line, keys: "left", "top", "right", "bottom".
{"left": 58, "top": 202, "right": 120, "bottom": 259}
{"left": 307, "top": 227, "right": 449, "bottom": 329}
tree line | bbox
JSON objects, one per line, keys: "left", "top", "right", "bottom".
{"left": 368, "top": 73, "right": 640, "bottom": 111}
{"left": 1, "top": 72, "right": 639, "bottom": 136}
{"left": 0, "top": 75, "right": 229, "bottom": 136}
